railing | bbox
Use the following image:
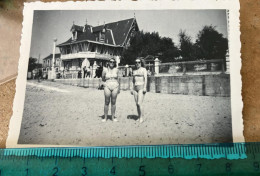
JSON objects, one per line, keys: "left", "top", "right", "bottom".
{"left": 53, "top": 59, "right": 227, "bottom": 79}
{"left": 158, "top": 59, "right": 226, "bottom": 75}
{"left": 60, "top": 52, "right": 112, "bottom": 60}
{"left": 117, "top": 59, "right": 226, "bottom": 76}
{"left": 56, "top": 68, "right": 102, "bottom": 79}
{"left": 117, "top": 64, "right": 155, "bottom": 77}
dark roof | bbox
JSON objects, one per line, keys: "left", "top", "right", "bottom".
{"left": 57, "top": 18, "right": 139, "bottom": 47}
{"left": 71, "top": 24, "right": 84, "bottom": 32}
{"left": 43, "top": 53, "right": 61, "bottom": 60}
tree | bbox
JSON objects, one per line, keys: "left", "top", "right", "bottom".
{"left": 121, "top": 31, "right": 179, "bottom": 65}
{"left": 195, "top": 25, "right": 228, "bottom": 60}
{"left": 178, "top": 30, "right": 196, "bottom": 61}
{"left": 28, "top": 57, "right": 38, "bottom": 72}
{"left": 159, "top": 37, "right": 180, "bottom": 62}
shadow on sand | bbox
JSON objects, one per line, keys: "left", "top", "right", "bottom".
{"left": 99, "top": 115, "right": 139, "bottom": 121}
{"left": 127, "top": 115, "right": 139, "bottom": 121}
{"left": 99, "top": 115, "right": 113, "bottom": 121}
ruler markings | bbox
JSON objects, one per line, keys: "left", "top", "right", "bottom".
{"left": 161, "top": 145, "right": 164, "bottom": 158}
{"left": 87, "top": 148, "right": 90, "bottom": 158}
{"left": 100, "top": 148, "right": 102, "bottom": 158}
{"left": 79, "top": 148, "right": 82, "bottom": 157}
{"left": 90, "top": 148, "right": 93, "bottom": 158}
{"left": 119, "top": 147, "right": 121, "bottom": 158}
{"left": 1, "top": 143, "right": 258, "bottom": 160}
{"left": 239, "top": 143, "right": 242, "bottom": 157}
{"left": 211, "top": 146, "right": 214, "bottom": 158}
{"left": 166, "top": 146, "right": 169, "bottom": 159}
{"left": 84, "top": 148, "right": 87, "bottom": 158}
{"left": 71, "top": 148, "right": 74, "bottom": 157}
{"left": 162, "top": 146, "right": 165, "bottom": 158}
{"left": 143, "top": 146, "right": 146, "bottom": 158}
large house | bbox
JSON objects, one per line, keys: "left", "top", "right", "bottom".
{"left": 42, "top": 53, "right": 61, "bottom": 72}
{"left": 56, "top": 18, "right": 139, "bottom": 77}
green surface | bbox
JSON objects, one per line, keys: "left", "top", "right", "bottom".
{"left": 0, "top": 156, "right": 260, "bottom": 175}
{"left": 0, "top": 143, "right": 259, "bottom": 175}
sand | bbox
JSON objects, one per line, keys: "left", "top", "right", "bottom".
{"left": 18, "top": 80, "right": 232, "bottom": 146}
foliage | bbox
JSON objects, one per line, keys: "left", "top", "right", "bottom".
{"left": 121, "top": 25, "right": 228, "bottom": 64}
{"left": 195, "top": 25, "right": 228, "bottom": 60}
{"left": 121, "top": 31, "right": 180, "bottom": 65}
{"left": 178, "top": 30, "right": 196, "bottom": 61}
{"left": 28, "top": 57, "right": 38, "bottom": 72}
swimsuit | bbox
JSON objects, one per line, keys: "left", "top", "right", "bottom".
{"left": 104, "top": 68, "right": 119, "bottom": 91}
{"left": 133, "top": 67, "right": 146, "bottom": 92}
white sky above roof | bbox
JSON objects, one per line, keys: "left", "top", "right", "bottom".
{"left": 30, "top": 10, "right": 227, "bottom": 61}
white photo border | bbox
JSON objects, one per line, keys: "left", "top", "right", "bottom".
{"left": 6, "top": 0, "right": 243, "bottom": 148}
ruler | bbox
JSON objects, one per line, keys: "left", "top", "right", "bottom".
{"left": 0, "top": 142, "right": 259, "bottom": 175}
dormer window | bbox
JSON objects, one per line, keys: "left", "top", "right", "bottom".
{"left": 72, "top": 31, "right": 77, "bottom": 41}
{"left": 99, "top": 27, "right": 106, "bottom": 42}
{"left": 100, "top": 33, "right": 105, "bottom": 43}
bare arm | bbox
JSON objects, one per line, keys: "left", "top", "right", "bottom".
{"left": 102, "top": 68, "right": 106, "bottom": 82}
{"left": 130, "top": 74, "right": 135, "bottom": 91}
{"left": 143, "top": 68, "right": 148, "bottom": 92}
{"left": 130, "top": 71, "right": 134, "bottom": 94}
{"left": 117, "top": 69, "right": 120, "bottom": 93}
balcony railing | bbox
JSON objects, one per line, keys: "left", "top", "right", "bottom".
{"left": 60, "top": 52, "right": 112, "bottom": 60}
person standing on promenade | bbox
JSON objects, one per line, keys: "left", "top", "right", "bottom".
{"left": 102, "top": 58, "right": 120, "bottom": 122}
{"left": 131, "top": 58, "right": 147, "bottom": 123}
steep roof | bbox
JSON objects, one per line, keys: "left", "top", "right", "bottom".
{"left": 71, "top": 24, "right": 84, "bottom": 32}
{"left": 57, "top": 18, "right": 139, "bottom": 47}
{"left": 43, "top": 53, "right": 61, "bottom": 60}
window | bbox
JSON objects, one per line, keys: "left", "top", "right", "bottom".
{"left": 67, "top": 47, "right": 71, "bottom": 54}
{"left": 72, "top": 31, "right": 77, "bottom": 40}
{"left": 91, "top": 45, "right": 96, "bottom": 52}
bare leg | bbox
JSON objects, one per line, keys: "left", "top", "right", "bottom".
{"left": 103, "top": 87, "right": 111, "bottom": 122}
{"left": 111, "top": 87, "right": 119, "bottom": 121}
{"left": 137, "top": 89, "right": 145, "bottom": 123}
{"left": 133, "top": 90, "right": 140, "bottom": 120}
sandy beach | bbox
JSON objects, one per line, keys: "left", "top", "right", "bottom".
{"left": 18, "top": 80, "right": 232, "bottom": 146}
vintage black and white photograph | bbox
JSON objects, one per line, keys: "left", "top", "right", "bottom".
{"left": 6, "top": 1, "right": 243, "bottom": 147}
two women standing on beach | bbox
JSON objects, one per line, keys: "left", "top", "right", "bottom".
{"left": 102, "top": 58, "right": 147, "bottom": 123}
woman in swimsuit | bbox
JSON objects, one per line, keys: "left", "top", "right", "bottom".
{"left": 102, "top": 58, "right": 120, "bottom": 122}
{"left": 131, "top": 58, "right": 147, "bottom": 123}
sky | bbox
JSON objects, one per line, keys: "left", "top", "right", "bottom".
{"left": 30, "top": 10, "right": 228, "bottom": 61}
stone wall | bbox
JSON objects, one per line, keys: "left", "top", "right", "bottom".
{"left": 55, "top": 74, "right": 230, "bottom": 97}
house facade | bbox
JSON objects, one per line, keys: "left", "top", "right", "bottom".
{"left": 42, "top": 53, "right": 61, "bottom": 72}
{"left": 56, "top": 18, "right": 139, "bottom": 78}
